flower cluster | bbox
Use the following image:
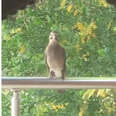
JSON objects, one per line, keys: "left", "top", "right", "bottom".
{"left": 52, "top": 103, "right": 68, "bottom": 112}
{"left": 74, "top": 22, "right": 97, "bottom": 44}
{"left": 82, "top": 52, "right": 89, "bottom": 62}
{"left": 11, "top": 27, "right": 22, "bottom": 34}
{"left": 98, "top": 0, "right": 109, "bottom": 8}
{"left": 60, "top": 0, "right": 79, "bottom": 16}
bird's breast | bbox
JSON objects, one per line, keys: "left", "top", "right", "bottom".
{"left": 45, "top": 43, "right": 65, "bottom": 78}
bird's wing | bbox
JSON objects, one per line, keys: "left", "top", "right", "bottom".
{"left": 45, "top": 51, "right": 50, "bottom": 71}
{"left": 62, "top": 47, "right": 66, "bottom": 71}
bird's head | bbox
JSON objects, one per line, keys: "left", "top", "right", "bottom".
{"left": 49, "top": 31, "right": 58, "bottom": 42}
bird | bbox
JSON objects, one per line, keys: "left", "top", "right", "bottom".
{"left": 45, "top": 31, "right": 66, "bottom": 80}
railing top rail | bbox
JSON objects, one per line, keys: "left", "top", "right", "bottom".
{"left": 2, "top": 77, "right": 116, "bottom": 89}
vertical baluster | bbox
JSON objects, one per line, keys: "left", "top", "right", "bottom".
{"left": 11, "top": 89, "right": 20, "bottom": 116}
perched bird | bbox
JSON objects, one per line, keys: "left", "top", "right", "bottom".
{"left": 45, "top": 32, "right": 66, "bottom": 80}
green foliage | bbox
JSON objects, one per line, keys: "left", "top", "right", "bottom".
{"left": 2, "top": 0, "right": 116, "bottom": 77}
{"left": 2, "top": 89, "right": 116, "bottom": 116}
{"left": 2, "top": 90, "right": 12, "bottom": 116}
{"left": 2, "top": 89, "right": 83, "bottom": 116}
{"left": 2, "top": 0, "right": 116, "bottom": 116}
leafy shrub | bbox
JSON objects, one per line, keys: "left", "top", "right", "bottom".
{"left": 2, "top": 0, "right": 116, "bottom": 77}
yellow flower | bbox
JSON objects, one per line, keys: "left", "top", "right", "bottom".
{"left": 91, "top": 33, "right": 96, "bottom": 38}
{"left": 60, "top": 0, "right": 66, "bottom": 8}
{"left": 87, "top": 28, "right": 92, "bottom": 35}
{"left": 81, "top": 38, "right": 86, "bottom": 44}
{"left": 61, "top": 105, "right": 65, "bottom": 108}
{"left": 86, "top": 22, "right": 97, "bottom": 38}
{"left": 52, "top": 105, "right": 57, "bottom": 110}
{"left": 67, "top": 4, "right": 73, "bottom": 13}
{"left": 74, "top": 9, "right": 78, "bottom": 16}
{"left": 89, "top": 22, "right": 97, "bottom": 30}
{"left": 74, "top": 22, "right": 97, "bottom": 41}
{"left": 16, "top": 28, "right": 22, "bottom": 32}
{"left": 20, "top": 44, "right": 25, "bottom": 54}
{"left": 102, "top": 1, "right": 108, "bottom": 8}
{"left": 99, "top": 0, "right": 108, "bottom": 8}
{"left": 79, "top": 110, "right": 84, "bottom": 116}
{"left": 76, "top": 22, "right": 86, "bottom": 31}
{"left": 82, "top": 53, "right": 89, "bottom": 61}
{"left": 57, "top": 104, "right": 65, "bottom": 109}
{"left": 75, "top": 44, "right": 82, "bottom": 50}
{"left": 52, "top": 104, "right": 65, "bottom": 111}
{"left": 84, "top": 57, "right": 88, "bottom": 62}
{"left": 82, "top": 89, "right": 96, "bottom": 99}
{"left": 11, "top": 28, "right": 22, "bottom": 34}
{"left": 97, "top": 89, "right": 106, "bottom": 97}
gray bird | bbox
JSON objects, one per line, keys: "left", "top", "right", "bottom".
{"left": 45, "top": 32, "right": 66, "bottom": 80}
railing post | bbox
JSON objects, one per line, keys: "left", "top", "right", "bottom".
{"left": 11, "top": 89, "right": 20, "bottom": 116}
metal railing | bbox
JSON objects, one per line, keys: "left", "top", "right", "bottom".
{"left": 2, "top": 77, "right": 116, "bottom": 116}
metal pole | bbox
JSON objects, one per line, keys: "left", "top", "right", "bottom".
{"left": 2, "top": 77, "right": 116, "bottom": 89}
{"left": 11, "top": 89, "right": 20, "bottom": 116}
